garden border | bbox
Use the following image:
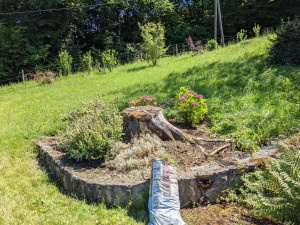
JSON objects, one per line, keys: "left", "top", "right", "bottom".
{"left": 35, "top": 136, "right": 279, "bottom": 207}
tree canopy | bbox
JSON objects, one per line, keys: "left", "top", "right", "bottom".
{"left": 0, "top": 0, "right": 299, "bottom": 83}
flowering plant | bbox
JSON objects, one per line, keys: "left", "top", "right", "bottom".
{"left": 185, "top": 36, "right": 203, "bottom": 55}
{"left": 128, "top": 95, "right": 157, "bottom": 106}
{"left": 175, "top": 87, "right": 208, "bottom": 127}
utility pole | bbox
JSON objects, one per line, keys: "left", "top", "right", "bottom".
{"left": 217, "top": 0, "right": 225, "bottom": 47}
{"left": 214, "top": 0, "right": 218, "bottom": 40}
{"left": 214, "top": 0, "right": 225, "bottom": 46}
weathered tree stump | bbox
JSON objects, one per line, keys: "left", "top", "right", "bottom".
{"left": 122, "top": 106, "right": 231, "bottom": 156}
{"left": 122, "top": 106, "right": 191, "bottom": 142}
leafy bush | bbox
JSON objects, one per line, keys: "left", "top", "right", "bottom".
{"left": 82, "top": 51, "right": 93, "bottom": 74}
{"left": 58, "top": 49, "right": 72, "bottom": 76}
{"left": 102, "top": 49, "right": 118, "bottom": 72}
{"left": 128, "top": 95, "right": 157, "bottom": 106}
{"left": 26, "top": 70, "right": 56, "bottom": 85}
{"left": 185, "top": 36, "right": 203, "bottom": 54}
{"left": 175, "top": 87, "right": 208, "bottom": 127}
{"left": 237, "top": 29, "right": 247, "bottom": 42}
{"left": 253, "top": 23, "right": 261, "bottom": 38}
{"left": 139, "top": 22, "right": 167, "bottom": 66}
{"left": 207, "top": 39, "right": 218, "bottom": 51}
{"left": 242, "top": 142, "right": 300, "bottom": 224}
{"left": 63, "top": 97, "right": 123, "bottom": 161}
{"left": 269, "top": 18, "right": 300, "bottom": 65}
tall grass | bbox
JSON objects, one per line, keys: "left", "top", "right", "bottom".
{"left": 0, "top": 36, "right": 299, "bottom": 224}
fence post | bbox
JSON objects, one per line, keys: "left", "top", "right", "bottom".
{"left": 22, "top": 69, "right": 25, "bottom": 83}
{"left": 102, "top": 56, "right": 105, "bottom": 72}
{"left": 176, "top": 44, "right": 178, "bottom": 57}
{"left": 140, "top": 52, "right": 143, "bottom": 62}
{"left": 98, "top": 62, "right": 101, "bottom": 73}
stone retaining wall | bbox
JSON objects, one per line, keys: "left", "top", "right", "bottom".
{"left": 35, "top": 137, "right": 278, "bottom": 207}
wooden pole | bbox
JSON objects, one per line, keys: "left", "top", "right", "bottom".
{"left": 214, "top": 0, "right": 218, "bottom": 40}
{"left": 140, "top": 51, "right": 143, "bottom": 62}
{"left": 22, "top": 69, "right": 25, "bottom": 83}
{"left": 102, "top": 56, "right": 105, "bottom": 72}
{"left": 217, "top": 0, "right": 225, "bottom": 47}
{"left": 176, "top": 44, "right": 178, "bottom": 57}
{"left": 98, "top": 62, "right": 101, "bottom": 73}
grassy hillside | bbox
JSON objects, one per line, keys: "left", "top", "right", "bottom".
{"left": 0, "top": 36, "right": 299, "bottom": 224}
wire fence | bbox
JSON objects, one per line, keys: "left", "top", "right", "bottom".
{"left": 0, "top": 27, "right": 275, "bottom": 86}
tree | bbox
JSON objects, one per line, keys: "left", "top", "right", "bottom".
{"left": 139, "top": 22, "right": 167, "bottom": 66}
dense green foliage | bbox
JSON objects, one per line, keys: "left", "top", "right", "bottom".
{"left": 0, "top": 37, "right": 299, "bottom": 224}
{"left": 236, "top": 29, "right": 247, "bottom": 42}
{"left": 59, "top": 50, "right": 72, "bottom": 76}
{"left": 63, "top": 98, "right": 123, "bottom": 161}
{"left": 253, "top": 24, "right": 261, "bottom": 38}
{"left": 139, "top": 22, "right": 167, "bottom": 66}
{"left": 269, "top": 18, "right": 300, "bottom": 65}
{"left": 242, "top": 142, "right": 300, "bottom": 224}
{"left": 1, "top": 0, "right": 299, "bottom": 83}
{"left": 207, "top": 39, "right": 218, "bottom": 51}
{"left": 102, "top": 49, "right": 118, "bottom": 72}
{"left": 175, "top": 87, "right": 208, "bottom": 127}
{"left": 82, "top": 51, "right": 93, "bottom": 74}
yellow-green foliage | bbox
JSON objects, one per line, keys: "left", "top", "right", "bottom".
{"left": 139, "top": 22, "right": 167, "bottom": 66}
{"left": 242, "top": 143, "right": 300, "bottom": 223}
{"left": 58, "top": 49, "right": 72, "bottom": 76}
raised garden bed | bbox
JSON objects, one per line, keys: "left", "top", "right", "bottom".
{"left": 35, "top": 134, "right": 279, "bottom": 207}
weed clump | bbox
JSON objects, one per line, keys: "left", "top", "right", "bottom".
{"left": 105, "top": 133, "right": 165, "bottom": 178}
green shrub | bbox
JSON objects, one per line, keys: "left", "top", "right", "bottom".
{"left": 27, "top": 70, "right": 56, "bottom": 85}
{"left": 82, "top": 51, "right": 93, "bottom": 74}
{"left": 253, "top": 23, "right": 261, "bottom": 38}
{"left": 207, "top": 39, "right": 218, "bottom": 51}
{"left": 237, "top": 29, "right": 247, "bottom": 42}
{"left": 139, "top": 22, "right": 167, "bottom": 66}
{"left": 128, "top": 95, "right": 157, "bottom": 106}
{"left": 269, "top": 18, "right": 300, "bottom": 65}
{"left": 102, "top": 49, "right": 118, "bottom": 72}
{"left": 63, "top": 97, "right": 123, "bottom": 161}
{"left": 175, "top": 87, "right": 208, "bottom": 127}
{"left": 58, "top": 49, "right": 72, "bottom": 76}
{"left": 242, "top": 142, "right": 300, "bottom": 224}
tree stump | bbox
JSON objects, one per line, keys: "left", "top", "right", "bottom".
{"left": 122, "top": 106, "right": 191, "bottom": 142}
{"left": 122, "top": 106, "right": 231, "bottom": 156}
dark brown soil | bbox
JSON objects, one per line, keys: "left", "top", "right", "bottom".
{"left": 181, "top": 204, "right": 283, "bottom": 225}
{"left": 165, "top": 121, "right": 247, "bottom": 171}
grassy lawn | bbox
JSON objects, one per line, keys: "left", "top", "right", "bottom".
{"left": 0, "top": 36, "right": 299, "bottom": 224}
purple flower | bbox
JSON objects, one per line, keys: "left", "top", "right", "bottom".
{"left": 146, "top": 98, "right": 152, "bottom": 101}
{"left": 179, "top": 97, "right": 186, "bottom": 102}
{"left": 129, "top": 101, "right": 135, "bottom": 105}
{"left": 188, "top": 90, "right": 194, "bottom": 93}
{"left": 138, "top": 96, "right": 143, "bottom": 99}
{"left": 143, "top": 95, "right": 149, "bottom": 98}
{"left": 183, "top": 94, "right": 188, "bottom": 97}
{"left": 191, "top": 102, "right": 198, "bottom": 106}
{"left": 203, "top": 102, "right": 207, "bottom": 105}
{"left": 194, "top": 93, "right": 198, "bottom": 97}
{"left": 152, "top": 98, "right": 156, "bottom": 101}
{"left": 198, "top": 94, "right": 203, "bottom": 98}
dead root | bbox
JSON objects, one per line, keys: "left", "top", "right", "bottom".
{"left": 142, "top": 109, "right": 232, "bottom": 156}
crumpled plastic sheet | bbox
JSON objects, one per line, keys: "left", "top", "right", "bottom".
{"left": 148, "top": 158, "right": 186, "bottom": 225}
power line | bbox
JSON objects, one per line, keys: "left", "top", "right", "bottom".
{"left": 0, "top": 0, "right": 132, "bottom": 16}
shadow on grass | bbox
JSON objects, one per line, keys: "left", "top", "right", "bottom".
{"left": 108, "top": 55, "right": 297, "bottom": 105}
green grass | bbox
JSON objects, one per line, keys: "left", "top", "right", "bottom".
{"left": 0, "top": 36, "right": 299, "bottom": 224}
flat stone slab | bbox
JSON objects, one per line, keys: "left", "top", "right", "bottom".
{"left": 35, "top": 137, "right": 279, "bottom": 207}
